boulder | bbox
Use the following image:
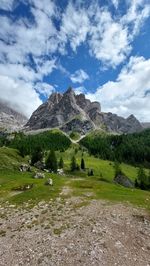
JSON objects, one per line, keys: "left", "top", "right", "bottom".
{"left": 57, "top": 168, "right": 64, "bottom": 175}
{"left": 34, "top": 172, "right": 45, "bottom": 179}
{"left": 34, "top": 161, "right": 45, "bottom": 170}
{"left": 19, "top": 164, "right": 31, "bottom": 172}
{"left": 114, "top": 174, "right": 134, "bottom": 188}
{"left": 45, "top": 178, "right": 53, "bottom": 186}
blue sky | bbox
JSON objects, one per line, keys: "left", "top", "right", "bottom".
{"left": 0, "top": 0, "right": 150, "bottom": 121}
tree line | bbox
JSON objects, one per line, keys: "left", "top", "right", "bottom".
{"left": 80, "top": 129, "right": 150, "bottom": 167}
{"left": 2, "top": 130, "right": 71, "bottom": 156}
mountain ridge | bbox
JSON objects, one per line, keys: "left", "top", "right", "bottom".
{"left": 26, "top": 87, "right": 143, "bottom": 134}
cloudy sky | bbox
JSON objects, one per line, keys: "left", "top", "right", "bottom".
{"left": 0, "top": 0, "right": 150, "bottom": 121}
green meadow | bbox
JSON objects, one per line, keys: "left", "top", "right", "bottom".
{"left": 0, "top": 145, "right": 150, "bottom": 210}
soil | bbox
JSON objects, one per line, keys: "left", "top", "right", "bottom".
{"left": 0, "top": 192, "right": 150, "bottom": 266}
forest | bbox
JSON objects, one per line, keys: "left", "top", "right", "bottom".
{"left": 0, "top": 130, "right": 71, "bottom": 156}
{"left": 80, "top": 129, "right": 150, "bottom": 167}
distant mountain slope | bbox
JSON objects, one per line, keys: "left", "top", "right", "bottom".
{"left": 141, "top": 122, "right": 150, "bottom": 129}
{"left": 26, "top": 87, "right": 143, "bottom": 134}
{"left": 0, "top": 101, "right": 27, "bottom": 131}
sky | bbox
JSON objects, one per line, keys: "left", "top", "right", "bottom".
{"left": 0, "top": 0, "right": 150, "bottom": 121}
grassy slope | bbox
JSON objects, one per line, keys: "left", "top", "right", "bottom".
{"left": 0, "top": 145, "right": 150, "bottom": 210}
{"left": 0, "top": 147, "right": 65, "bottom": 205}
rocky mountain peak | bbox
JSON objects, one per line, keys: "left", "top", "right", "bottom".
{"left": 25, "top": 88, "right": 143, "bottom": 134}
{"left": 65, "top": 87, "right": 75, "bottom": 95}
{"left": 48, "top": 92, "right": 62, "bottom": 104}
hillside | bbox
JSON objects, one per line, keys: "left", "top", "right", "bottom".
{"left": 7, "top": 129, "right": 71, "bottom": 155}
{"left": 0, "top": 143, "right": 150, "bottom": 265}
{"left": 80, "top": 129, "right": 150, "bottom": 167}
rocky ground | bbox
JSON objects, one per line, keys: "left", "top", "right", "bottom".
{"left": 0, "top": 190, "right": 150, "bottom": 266}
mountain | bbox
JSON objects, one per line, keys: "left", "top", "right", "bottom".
{"left": 0, "top": 101, "right": 27, "bottom": 132}
{"left": 141, "top": 122, "right": 150, "bottom": 129}
{"left": 26, "top": 87, "right": 143, "bottom": 134}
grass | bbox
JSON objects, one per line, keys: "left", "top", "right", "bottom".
{"left": 70, "top": 177, "right": 150, "bottom": 210}
{"left": 0, "top": 146, "right": 150, "bottom": 210}
{"left": 0, "top": 147, "right": 26, "bottom": 170}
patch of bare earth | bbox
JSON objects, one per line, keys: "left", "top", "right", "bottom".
{"left": 0, "top": 198, "right": 150, "bottom": 266}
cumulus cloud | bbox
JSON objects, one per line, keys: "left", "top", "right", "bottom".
{"left": 88, "top": 1, "right": 150, "bottom": 67}
{"left": 60, "top": 2, "right": 89, "bottom": 52}
{"left": 86, "top": 56, "right": 150, "bottom": 122}
{"left": 0, "top": 0, "right": 57, "bottom": 116}
{"left": 112, "top": 0, "right": 119, "bottom": 9}
{"left": 74, "top": 86, "right": 86, "bottom": 95}
{"left": 0, "top": 75, "right": 42, "bottom": 117}
{"left": 70, "top": 69, "right": 89, "bottom": 84}
{"left": 59, "top": 1, "right": 150, "bottom": 67}
{"left": 0, "top": 0, "right": 150, "bottom": 118}
{"left": 0, "top": 0, "right": 15, "bottom": 11}
{"left": 35, "top": 82, "right": 55, "bottom": 97}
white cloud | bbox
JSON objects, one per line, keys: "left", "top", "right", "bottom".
{"left": 0, "top": 63, "right": 38, "bottom": 82}
{"left": 58, "top": 1, "right": 150, "bottom": 67}
{"left": 60, "top": 2, "right": 89, "bottom": 52}
{"left": 0, "top": 0, "right": 150, "bottom": 119}
{"left": 35, "top": 82, "right": 55, "bottom": 97}
{"left": 88, "top": 1, "right": 150, "bottom": 67}
{"left": 0, "top": 1, "right": 58, "bottom": 116}
{"left": 112, "top": 0, "right": 119, "bottom": 9}
{"left": 0, "top": 75, "right": 42, "bottom": 118}
{"left": 74, "top": 86, "right": 86, "bottom": 95}
{"left": 70, "top": 69, "right": 89, "bottom": 84}
{"left": 0, "top": 0, "right": 15, "bottom": 11}
{"left": 86, "top": 56, "right": 150, "bottom": 122}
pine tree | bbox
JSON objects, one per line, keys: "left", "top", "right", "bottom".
{"left": 70, "top": 155, "right": 77, "bottom": 172}
{"left": 148, "top": 171, "right": 150, "bottom": 189}
{"left": 114, "top": 161, "right": 122, "bottom": 177}
{"left": 31, "top": 147, "right": 43, "bottom": 165}
{"left": 81, "top": 158, "right": 85, "bottom": 170}
{"left": 45, "top": 150, "right": 57, "bottom": 172}
{"left": 59, "top": 157, "right": 64, "bottom": 169}
{"left": 137, "top": 166, "right": 147, "bottom": 190}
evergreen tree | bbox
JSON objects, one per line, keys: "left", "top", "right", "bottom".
{"left": 45, "top": 150, "right": 57, "bottom": 172}
{"left": 88, "top": 169, "right": 94, "bottom": 176}
{"left": 31, "top": 147, "right": 43, "bottom": 165}
{"left": 81, "top": 158, "right": 85, "bottom": 170}
{"left": 137, "top": 166, "right": 147, "bottom": 189}
{"left": 70, "top": 155, "right": 77, "bottom": 171}
{"left": 114, "top": 161, "right": 122, "bottom": 177}
{"left": 135, "top": 178, "right": 139, "bottom": 188}
{"left": 59, "top": 157, "right": 64, "bottom": 169}
{"left": 148, "top": 171, "right": 150, "bottom": 189}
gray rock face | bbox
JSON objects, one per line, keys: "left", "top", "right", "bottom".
{"left": 0, "top": 101, "right": 27, "bottom": 132}
{"left": 61, "top": 118, "right": 95, "bottom": 135}
{"left": 93, "top": 112, "right": 142, "bottom": 134}
{"left": 114, "top": 174, "right": 134, "bottom": 188}
{"left": 26, "top": 87, "right": 143, "bottom": 134}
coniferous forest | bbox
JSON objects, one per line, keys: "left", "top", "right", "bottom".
{"left": 0, "top": 130, "right": 71, "bottom": 156}
{"left": 80, "top": 129, "right": 150, "bottom": 167}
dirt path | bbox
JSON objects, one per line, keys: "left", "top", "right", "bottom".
{"left": 0, "top": 198, "right": 150, "bottom": 266}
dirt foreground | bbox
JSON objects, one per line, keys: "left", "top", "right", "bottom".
{"left": 0, "top": 196, "right": 150, "bottom": 266}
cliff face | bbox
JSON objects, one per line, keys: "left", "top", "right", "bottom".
{"left": 0, "top": 101, "right": 27, "bottom": 131}
{"left": 26, "top": 88, "right": 143, "bottom": 134}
